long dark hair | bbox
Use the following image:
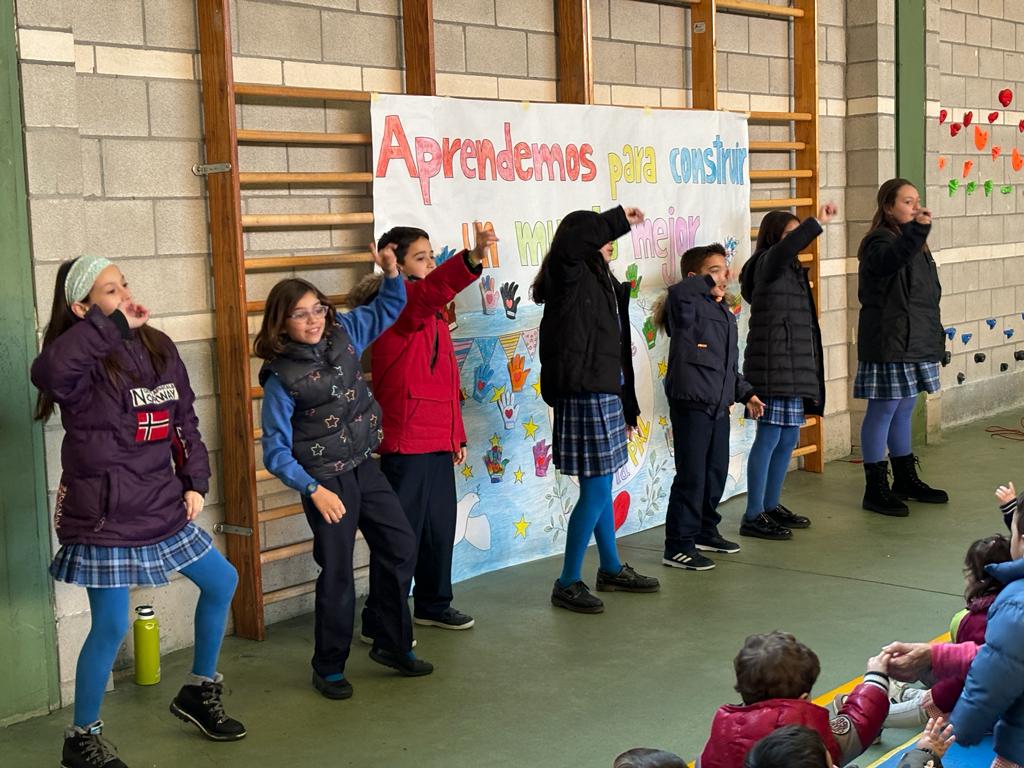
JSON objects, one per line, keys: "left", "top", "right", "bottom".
{"left": 964, "top": 534, "right": 1011, "bottom": 602}
{"left": 753, "top": 210, "right": 799, "bottom": 256}
{"left": 35, "top": 258, "right": 171, "bottom": 422}
{"left": 531, "top": 210, "right": 612, "bottom": 305}
{"left": 868, "top": 177, "right": 916, "bottom": 235}
{"left": 253, "top": 278, "right": 339, "bottom": 360}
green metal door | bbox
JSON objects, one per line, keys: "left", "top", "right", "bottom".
{"left": 0, "top": 0, "right": 59, "bottom": 723}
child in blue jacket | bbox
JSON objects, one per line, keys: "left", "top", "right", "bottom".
{"left": 654, "top": 244, "right": 764, "bottom": 571}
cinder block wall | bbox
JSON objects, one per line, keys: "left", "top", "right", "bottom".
{"left": 14, "top": 0, "right": 855, "bottom": 709}
{"left": 927, "top": 0, "right": 1024, "bottom": 427}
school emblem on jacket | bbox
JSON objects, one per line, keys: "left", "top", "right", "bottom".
{"left": 829, "top": 715, "right": 852, "bottom": 735}
{"left": 135, "top": 410, "right": 170, "bottom": 442}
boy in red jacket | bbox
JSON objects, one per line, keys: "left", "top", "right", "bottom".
{"left": 698, "top": 631, "right": 890, "bottom": 768}
{"left": 352, "top": 222, "right": 497, "bottom": 637}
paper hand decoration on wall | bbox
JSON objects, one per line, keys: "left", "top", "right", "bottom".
{"left": 500, "top": 281, "right": 520, "bottom": 319}
{"left": 483, "top": 435, "right": 509, "bottom": 483}
{"left": 625, "top": 263, "right": 643, "bottom": 298}
{"left": 507, "top": 354, "right": 530, "bottom": 392}
{"left": 473, "top": 362, "right": 494, "bottom": 402}
{"left": 497, "top": 389, "right": 519, "bottom": 429}
{"left": 533, "top": 439, "right": 552, "bottom": 477}
{"left": 642, "top": 316, "right": 657, "bottom": 349}
{"left": 435, "top": 245, "right": 458, "bottom": 266}
{"left": 479, "top": 275, "right": 499, "bottom": 314}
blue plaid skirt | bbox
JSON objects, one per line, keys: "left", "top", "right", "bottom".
{"left": 50, "top": 523, "right": 214, "bottom": 588}
{"left": 552, "top": 393, "right": 629, "bottom": 477}
{"left": 853, "top": 361, "right": 941, "bottom": 400}
{"left": 760, "top": 396, "right": 806, "bottom": 427}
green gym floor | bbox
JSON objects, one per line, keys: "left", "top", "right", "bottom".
{"left": 5, "top": 409, "right": 1022, "bottom": 767}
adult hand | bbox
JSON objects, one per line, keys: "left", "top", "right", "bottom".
{"left": 997, "top": 481, "right": 1018, "bottom": 505}
{"left": 371, "top": 241, "right": 399, "bottom": 277}
{"left": 914, "top": 207, "right": 933, "bottom": 226}
{"left": 883, "top": 641, "right": 933, "bottom": 682}
{"left": 470, "top": 221, "right": 499, "bottom": 267}
{"left": 623, "top": 207, "right": 645, "bottom": 225}
{"left": 916, "top": 717, "right": 955, "bottom": 759}
{"left": 311, "top": 485, "right": 346, "bottom": 524}
{"left": 818, "top": 202, "right": 838, "bottom": 224}
{"left": 183, "top": 490, "right": 204, "bottom": 521}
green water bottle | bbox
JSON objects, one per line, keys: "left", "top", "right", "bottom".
{"left": 133, "top": 605, "right": 161, "bottom": 686}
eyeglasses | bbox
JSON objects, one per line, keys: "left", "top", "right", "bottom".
{"left": 288, "top": 304, "right": 328, "bottom": 323}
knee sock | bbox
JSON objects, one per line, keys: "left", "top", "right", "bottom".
{"left": 886, "top": 395, "right": 917, "bottom": 458}
{"left": 763, "top": 425, "right": 801, "bottom": 512}
{"left": 74, "top": 588, "right": 130, "bottom": 727}
{"left": 179, "top": 548, "right": 238, "bottom": 679}
{"left": 861, "top": 398, "right": 901, "bottom": 464}
{"left": 559, "top": 474, "right": 619, "bottom": 586}
{"left": 745, "top": 422, "right": 782, "bottom": 521}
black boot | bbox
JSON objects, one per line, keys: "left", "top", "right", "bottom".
{"left": 890, "top": 454, "right": 949, "bottom": 504}
{"left": 62, "top": 721, "right": 127, "bottom": 767}
{"left": 862, "top": 461, "right": 909, "bottom": 517}
{"left": 170, "top": 679, "right": 247, "bottom": 741}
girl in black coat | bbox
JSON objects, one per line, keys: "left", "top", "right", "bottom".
{"left": 533, "top": 205, "right": 659, "bottom": 613}
{"left": 855, "top": 178, "right": 947, "bottom": 516}
{"left": 739, "top": 203, "right": 835, "bottom": 540}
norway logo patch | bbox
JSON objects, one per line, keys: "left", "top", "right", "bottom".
{"left": 136, "top": 410, "right": 170, "bottom": 442}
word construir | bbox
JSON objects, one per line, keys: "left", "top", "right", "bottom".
{"left": 375, "top": 115, "right": 598, "bottom": 204}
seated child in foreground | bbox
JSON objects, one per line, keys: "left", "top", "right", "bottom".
{"left": 613, "top": 747, "right": 688, "bottom": 768}
{"left": 744, "top": 719, "right": 954, "bottom": 768}
{"left": 698, "top": 631, "right": 890, "bottom": 768}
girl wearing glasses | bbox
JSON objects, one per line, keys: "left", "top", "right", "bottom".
{"left": 255, "top": 244, "right": 433, "bottom": 702}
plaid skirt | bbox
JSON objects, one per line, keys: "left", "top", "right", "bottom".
{"left": 50, "top": 522, "right": 213, "bottom": 588}
{"left": 853, "top": 361, "right": 941, "bottom": 400}
{"left": 760, "top": 396, "right": 805, "bottom": 427}
{"left": 552, "top": 393, "right": 629, "bottom": 477}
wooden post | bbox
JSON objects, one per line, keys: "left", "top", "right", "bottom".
{"left": 792, "top": 0, "right": 824, "bottom": 473}
{"left": 402, "top": 0, "right": 436, "bottom": 95}
{"left": 690, "top": 0, "right": 718, "bottom": 109}
{"left": 195, "top": 0, "right": 265, "bottom": 638}
{"left": 555, "top": 0, "right": 592, "bottom": 104}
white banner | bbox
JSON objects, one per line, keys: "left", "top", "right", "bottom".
{"left": 371, "top": 94, "right": 753, "bottom": 583}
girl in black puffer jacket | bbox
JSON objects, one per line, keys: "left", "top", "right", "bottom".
{"left": 738, "top": 203, "right": 835, "bottom": 541}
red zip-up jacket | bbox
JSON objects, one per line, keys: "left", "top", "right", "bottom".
{"left": 698, "top": 672, "right": 889, "bottom": 768}
{"left": 371, "top": 252, "right": 482, "bottom": 454}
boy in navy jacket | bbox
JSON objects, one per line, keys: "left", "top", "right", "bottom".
{"left": 655, "top": 244, "right": 764, "bottom": 570}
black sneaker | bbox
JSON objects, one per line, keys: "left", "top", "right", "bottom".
{"left": 740, "top": 513, "right": 793, "bottom": 540}
{"left": 595, "top": 563, "right": 661, "bottom": 592}
{"left": 766, "top": 504, "right": 811, "bottom": 529}
{"left": 169, "top": 680, "right": 247, "bottom": 741}
{"left": 695, "top": 533, "right": 741, "bottom": 553}
{"left": 662, "top": 551, "right": 716, "bottom": 570}
{"left": 311, "top": 671, "right": 353, "bottom": 700}
{"left": 368, "top": 647, "right": 434, "bottom": 676}
{"left": 62, "top": 722, "right": 126, "bottom": 768}
{"left": 551, "top": 579, "right": 605, "bottom": 613}
{"left": 359, "top": 631, "right": 416, "bottom": 648}
{"left": 414, "top": 607, "right": 475, "bottom": 630}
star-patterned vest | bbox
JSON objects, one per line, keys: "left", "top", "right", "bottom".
{"left": 259, "top": 323, "right": 382, "bottom": 481}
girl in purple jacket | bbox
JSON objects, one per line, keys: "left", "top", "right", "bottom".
{"left": 32, "top": 256, "right": 245, "bottom": 768}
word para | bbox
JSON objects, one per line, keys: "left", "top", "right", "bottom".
{"left": 608, "top": 145, "right": 657, "bottom": 200}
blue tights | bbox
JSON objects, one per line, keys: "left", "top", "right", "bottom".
{"left": 558, "top": 474, "right": 623, "bottom": 586}
{"left": 744, "top": 423, "right": 801, "bottom": 521}
{"left": 73, "top": 548, "right": 237, "bottom": 727}
{"left": 860, "top": 396, "right": 916, "bottom": 464}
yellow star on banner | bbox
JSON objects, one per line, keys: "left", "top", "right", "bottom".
{"left": 513, "top": 514, "right": 530, "bottom": 538}
{"left": 531, "top": 380, "right": 542, "bottom": 398}
{"left": 513, "top": 467, "right": 524, "bottom": 484}
{"left": 522, "top": 417, "right": 539, "bottom": 439}
{"left": 461, "top": 464, "right": 474, "bottom": 479}
{"left": 658, "top": 416, "right": 668, "bottom": 427}
{"left": 658, "top": 359, "right": 668, "bottom": 378}
{"left": 489, "top": 384, "right": 506, "bottom": 403}
{"left": 489, "top": 433, "right": 501, "bottom": 447}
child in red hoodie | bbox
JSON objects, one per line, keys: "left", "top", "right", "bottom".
{"left": 698, "top": 631, "right": 890, "bottom": 768}
{"left": 352, "top": 222, "right": 497, "bottom": 637}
